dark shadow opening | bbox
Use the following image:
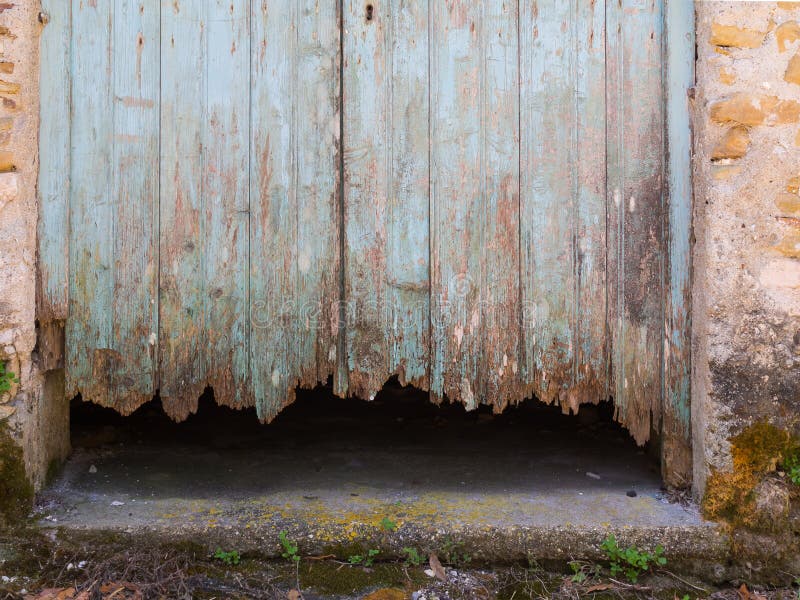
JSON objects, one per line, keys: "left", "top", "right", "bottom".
{"left": 64, "top": 381, "right": 661, "bottom": 500}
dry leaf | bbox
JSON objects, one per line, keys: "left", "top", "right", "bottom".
{"left": 586, "top": 583, "right": 614, "bottom": 592}
{"left": 428, "top": 553, "right": 447, "bottom": 582}
{"left": 25, "top": 589, "right": 76, "bottom": 600}
{"left": 738, "top": 583, "right": 750, "bottom": 600}
{"left": 287, "top": 589, "right": 303, "bottom": 600}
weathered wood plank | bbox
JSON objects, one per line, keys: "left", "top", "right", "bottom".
{"left": 108, "top": 0, "right": 160, "bottom": 411}
{"left": 607, "top": 0, "right": 664, "bottom": 444}
{"left": 343, "top": 0, "right": 430, "bottom": 399}
{"left": 663, "top": 0, "right": 694, "bottom": 485}
{"left": 37, "top": 0, "right": 71, "bottom": 322}
{"left": 480, "top": 0, "right": 521, "bottom": 409}
{"left": 202, "top": 0, "right": 250, "bottom": 411}
{"left": 520, "top": 0, "right": 577, "bottom": 407}
{"left": 430, "top": 0, "right": 520, "bottom": 410}
{"left": 159, "top": 0, "right": 208, "bottom": 417}
{"left": 66, "top": 0, "right": 113, "bottom": 403}
{"left": 251, "top": 0, "right": 341, "bottom": 420}
{"left": 573, "top": 0, "right": 608, "bottom": 410}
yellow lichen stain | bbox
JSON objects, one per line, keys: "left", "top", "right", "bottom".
{"left": 712, "top": 125, "right": 751, "bottom": 160}
{"left": 719, "top": 67, "right": 736, "bottom": 85}
{"left": 710, "top": 22, "right": 767, "bottom": 49}
{"left": 776, "top": 232, "right": 800, "bottom": 258}
{"left": 776, "top": 192, "right": 800, "bottom": 214}
{"left": 712, "top": 165, "right": 742, "bottom": 181}
{"left": 786, "top": 51, "right": 800, "bottom": 85}
{"left": 776, "top": 20, "right": 800, "bottom": 52}
{"left": 703, "top": 421, "right": 798, "bottom": 527}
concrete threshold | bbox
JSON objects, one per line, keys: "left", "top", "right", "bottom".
{"left": 35, "top": 393, "right": 728, "bottom": 566}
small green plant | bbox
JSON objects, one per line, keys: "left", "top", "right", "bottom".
{"left": 348, "top": 549, "right": 380, "bottom": 567}
{"left": 0, "top": 362, "right": 18, "bottom": 396}
{"left": 569, "top": 561, "right": 587, "bottom": 584}
{"left": 440, "top": 538, "right": 471, "bottom": 567}
{"left": 402, "top": 547, "right": 424, "bottom": 566}
{"left": 213, "top": 548, "right": 240, "bottom": 566}
{"left": 600, "top": 535, "right": 666, "bottom": 583}
{"left": 380, "top": 516, "right": 398, "bottom": 532}
{"left": 568, "top": 560, "right": 601, "bottom": 584}
{"left": 279, "top": 530, "right": 300, "bottom": 563}
{"left": 784, "top": 451, "right": 800, "bottom": 485}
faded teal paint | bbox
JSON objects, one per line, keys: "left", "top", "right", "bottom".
{"left": 606, "top": 0, "right": 666, "bottom": 444}
{"left": 666, "top": 0, "right": 694, "bottom": 428}
{"left": 250, "top": 0, "right": 340, "bottom": 422}
{"left": 343, "top": 0, "right": 430, "bottom": 399}
{"left": 663, "top": 0, "right": 695, "bottom": 480}
{"left": 39, "top": 1, "right": 692, "bottom": 477}
{"left": 66, "top": 0, "right": 113, "bottom": 405}
{"left": 37, "top": 0, "right": 70, "bottom": 322}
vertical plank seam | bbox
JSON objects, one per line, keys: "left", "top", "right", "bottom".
{"left": 427, "top": 0, "right": 433, "bottom": 399}
{"left": 479, "top": 1, "right": 486, "bottom": 404}
{"left": 110, "top": 0, "right": 117, "bottom": 390}
{"left": 571, "top": 0, "right": 579, "bottom": 388}
{"left": 292, "top": 0, "right": 299, "bottom": 391}
{"left": 337, "top": 0, "right": 347, "bottom": 395}
{"left": 388, "top": 2, "right": 395, "bottom": 377}
{"left": 602, "top": 0, "right": 610, "bottom": 404}
{"left": 246, "top": 0, "right": 252, "bottom": 405}
{"left": 201, "top": 0, "right": 209, "bottom": 392}
{"left": 660, "top": 0, "right": 668, "bottom": 431}
{"left": 67, "top": 0, "right": 74, "bottom": 334}
{"left": 617, "top": 0, "right": 625, "bottom": 416}
{"left": 155, "top": 0, "right": 162, "bottom": 394}
{"left": 516, "top": 0, "right": 524, "bottom": 393}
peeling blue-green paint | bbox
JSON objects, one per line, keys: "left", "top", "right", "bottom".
{"left": 38, "top": 0, "right": 693, "bottom": 484}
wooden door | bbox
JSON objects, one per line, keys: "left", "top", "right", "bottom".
{"left": 38, "top": 0, "right": 693, "bottom": 482}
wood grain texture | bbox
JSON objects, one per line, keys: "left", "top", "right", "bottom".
{"left": 343, "top": 0, "right": 430, "bottom": 399}
{"left": 50, "top": 0, "right": 689, "bottom": 459}
{"left": 430, "top": 0, "right": 521, "bottom": 410}
{"left": 109, "top": 0, "right": 160, "bottom": 410}
{"left": 66, "top": 0, "right": 160, "bottom": 411}
{"left": 202, "top": 0, "right": 250, "bottom": 413}
{"left": 520, "top": 0, "right": 578, "bottom": 407}
{"left": 250, "top": 0, "right": 341, "bottom": 421}
{"left": 66, "top": 0, "right": 114, "bottom": 403}
{"left": 520, "top": 0, "right": 608, "bottom": 414}
{"left": 607, "top": 0, "right": 665, "bottom": 444}
{"left": 663, "top": 0, "right": 694, "bottom": 485}
{"left": 159, "top": 0, "right": 208, "bottom": 417}
{"left": 37, "top": 0, "right": 71, "bottom": 322}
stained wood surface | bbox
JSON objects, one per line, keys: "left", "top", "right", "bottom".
{"left": 343, "top": 0, "right": 430, "bottom": 400}
{"left": 39, "top": 0, "right": 691, "bottom": 465}
{"left": 37, "top": 0, "right": 70, "bottom": 322}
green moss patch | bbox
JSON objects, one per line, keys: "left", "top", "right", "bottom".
{"left": 703, "top": 421, "right": 799, "bottom": 528}
{"left": 0, "top": 423, "right": 33, "bottom": 526}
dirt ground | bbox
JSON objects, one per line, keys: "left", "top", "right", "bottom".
{"left": 0, "top": 525, "right": 798, "bottom": 600}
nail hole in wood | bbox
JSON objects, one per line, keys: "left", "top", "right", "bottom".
{"left": 366, "top": 4, "right": 374, "bottom": 21}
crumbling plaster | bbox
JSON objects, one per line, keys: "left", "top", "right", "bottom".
{"left": 693, "top": 1, "right": 800, "bottom": 495}
{"left": 0, "top": 0, "right": 68, "bottom": 492}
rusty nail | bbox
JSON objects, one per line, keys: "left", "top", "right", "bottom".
{"left": 38, "top": 11, "right": 49, "bottom": 24}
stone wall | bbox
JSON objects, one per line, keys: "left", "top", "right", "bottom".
{"left": 0, "top": 0, "right": 68, "bottom": 495}
{"left": 692, "top": 3, "right": 800, "bottom": 571}
{"left": 693, "top": 1, "right": 800, "bottom": 492}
